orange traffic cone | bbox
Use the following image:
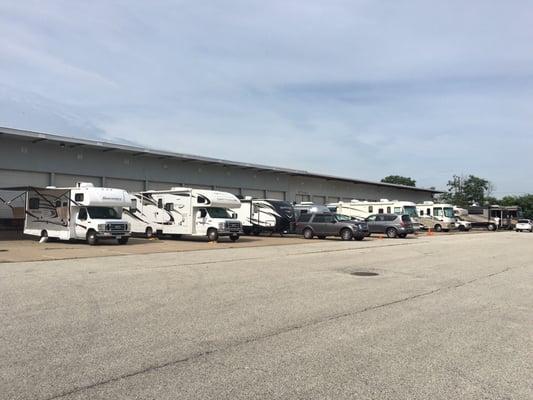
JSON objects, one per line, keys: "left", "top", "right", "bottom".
{"left": 427, "top": 228, "right": 434, "bottom": 236}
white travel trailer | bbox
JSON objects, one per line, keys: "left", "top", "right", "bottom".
{"left": 327, "top": 199, "right": 421, "bottom": 228}
{"left": 233, "top": 197, "right": 295, "bottom": 235}
{"left": 0, "top": 182, "right": 132, "bottom": 244}
{"left": 124, "top": 188, "right": 242, "bottom": 241}
{"left": 416, "top": 201, "right": 456, "bottom": 232}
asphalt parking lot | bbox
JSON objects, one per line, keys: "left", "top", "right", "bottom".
{"left": 0, "top": 232, "right": 531, "bottom": 399}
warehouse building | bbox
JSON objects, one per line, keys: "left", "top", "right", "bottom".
{"left": 0, "top": 126, "right": 439, "bottom": 209}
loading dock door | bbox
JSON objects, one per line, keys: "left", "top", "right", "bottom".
{"left": 242, "top": 189, "right": 264, "bottom": 199}
{"left": 266, "top": 191, "right": 285, "bottom": 200}
{"left": 312, "top": 195, "right": 326, "bottom": 204}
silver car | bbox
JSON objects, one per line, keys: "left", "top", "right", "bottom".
{"left": 365, "top": 214, "right": 415, "bottom": 238}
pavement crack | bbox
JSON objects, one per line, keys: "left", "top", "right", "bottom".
{"left": 42, "top": 267, "right": 513, "bottom": 400}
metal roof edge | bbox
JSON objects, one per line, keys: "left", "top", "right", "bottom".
{"left": 0, "top": 126, "right": 442, "bottom": 193}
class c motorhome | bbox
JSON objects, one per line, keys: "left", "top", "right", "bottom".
{"left": 232, "top": 197, "right": 295, "bottom": 235}
{"left": 123, "top": 188, "right": 242, "bottom": 242}
{"left": 327, "top": 199, "right": 421, "bottom": 229}
{"left": 416, "top": 202, "right": 456, "bottom": 232}
{"left": 0, "top": 182, "right": 132, "bottom": 244}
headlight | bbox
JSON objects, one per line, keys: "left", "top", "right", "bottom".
{"left": 98, "top": 224, "right": 106, "bottom": 231}
{"left": 219, "top": 222, "right": 225, "bottom": 230}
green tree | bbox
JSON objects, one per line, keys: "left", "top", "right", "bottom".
{"left": 381, "top": 175, "right": 416, "bottom": 187}
{"left": 442, "top": 174, "right": 493, "bottom": 207}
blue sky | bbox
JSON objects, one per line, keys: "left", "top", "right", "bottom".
{"left": 0, "top": 1, "right": 532, "bottom": 195}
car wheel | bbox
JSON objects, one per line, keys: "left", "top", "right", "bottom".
{"left": 145, "top": 227, "right": 153, "bottom": 238}
{"left": 434, "top": 224, "right": 442, "bottom": 232}
{"left": 86, "top": 230, "right": 98, "bottom": 245}
{"left": 340, "top": 228, "right": 353, "bottom": 241}
{"left": 458, "top": 225, "right": 465, "bottom": 231}
{"left": 303, "top": 228, "right": 313, "bottom": 239}
{"left": 386, "top": 227, "right": 398, "bottom": 238}
{"left": 207, "top": 228, "right": 219, "bottom": 242}
{"left": 230, "top": 234, "right": 239, "bottom": 242}
{"left": 118, "top": 237, "right": 129, "bottom": 245}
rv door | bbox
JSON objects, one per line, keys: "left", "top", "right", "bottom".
{"left": 75, "top": 207, "right": 89, "bottom": 239}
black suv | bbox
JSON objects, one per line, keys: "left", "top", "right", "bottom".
{"left": 295, "top": 213, "right": 369, "bottom": 241}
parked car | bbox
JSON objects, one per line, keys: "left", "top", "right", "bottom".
{"left": 515, "top": 219, "right": 533, "bottom": 232}
{"left": 365, "top": 213, "right": 415, "bottom": 238}
{"left": 295, "top": 212, "right": 368, "bottom": 241}
{"left": 454, "top": 216, "right": 472, "bottom": 231}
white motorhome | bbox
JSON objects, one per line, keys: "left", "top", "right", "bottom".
{"left": 233, "top": 197, "right": 295, "bottom": 235}
{"left": 416, "top": 202, "right": 456, "bottom": 232}
{"left": 0, "top": 182, "right": 132, "bottom": 244}
{"left": 124, "top": 188, "right": 242, "bottom": 242}
{"left": 327, "top": 199, "right": 421, "bottom": 229}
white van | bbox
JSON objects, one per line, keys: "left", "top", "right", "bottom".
{"left": 124, "top": 188, "right": 242, "bottom": 242}
{"left": 0, "top": 182, "right": 132, "bottom": 244}
{"left": 416, "top": 202, "right": 455, "bottom": 232}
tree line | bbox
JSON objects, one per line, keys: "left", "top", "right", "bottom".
{"left": 381, "top": 174, "right": 533, "bottom": 218}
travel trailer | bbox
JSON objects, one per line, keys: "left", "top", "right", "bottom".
{"left": 233, "top": 197, "right": 295, "bottom": 235}
{"left": 124, "top": 188, "right": 242, "bottom": 242}
{"left": 0, "top": 182, "right": 132, "bottom": 244}
{"left": 327, "top": 199, "right": 421, "bottom": 229}
{"left": 416, "top": 202, "right": 455, "bottom": 232}
{"left": 293, "top": 202, "right": 331, "bottom": 219}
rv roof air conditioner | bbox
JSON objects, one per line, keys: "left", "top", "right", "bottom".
{"left": 45, "top": 186, "right": 57, "bottom": 189}
{"left": 76, "top": 182, "right": 94, "bottom": 188}
{"left": 379, "top": 199, "right": 389, "bottom": 202}
{"left": 244, "top": 196, "right": 253, "bottom": 200}
{"left": 423, "top": 201, "right": 434, "bottom": 205}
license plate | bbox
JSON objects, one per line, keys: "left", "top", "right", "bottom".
{"left": 116, "top": 236, "right": 122, "bottom": 239}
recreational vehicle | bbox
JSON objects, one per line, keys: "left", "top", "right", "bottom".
{"left": 124, "top": 188, "right": 242, "bottom": 242}
{"left": 327, "top": 199, "right": 421, "bottom": 229}
{"left": 233, "top": 197, "right": 295, "bottom": 235}
{"left": 0, "top": 182, "right": 132, "bottom": 244}
{"left": 416, "top": 202, "right": 455, "bottom": 232}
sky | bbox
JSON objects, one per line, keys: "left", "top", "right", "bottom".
{"left": 0, "top": 1, "right": 532, "bottom": 195}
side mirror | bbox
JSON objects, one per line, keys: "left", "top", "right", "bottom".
{"left": 232, "top": 213, "right": 238, "bottom": 219}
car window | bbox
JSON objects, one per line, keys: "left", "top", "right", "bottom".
{"left": 313, "top": 214, "right": 326, "bottom": 223}
{"left": 366, "top": 215, "right": 377, "bottom": 222}
{"left": 401, "top": 215, "right": 411, "bottom": 222}
{"left": 376, "top": 215, "right": 385, "bottom": 222}
{"left": 298, "top": 214, "right": 312, "bottom": 222}
{"left": 384, "top": 215, "right": 396, "bottom": 222}
{"left": 518, "top": 219, "right": 530, "bottom": 223}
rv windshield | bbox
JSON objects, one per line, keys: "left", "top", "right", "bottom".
{"left": 207, "top": 207, "right": 231, "bottom": 219}
{"left": 404, "top": 206, "right": 418, "bottom": 218}
{"left": 87, "top": 207, "right": 120, "bottom": 219}
{"left": 444, "top": 207, "right": 454, "bottom": 218}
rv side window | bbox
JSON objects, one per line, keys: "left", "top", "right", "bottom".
{"left": 164, "top": 203, "right": 174, "bottom": 211}
{"left": 394, "top": 207, "right": 401, "bottom": 213}
{"left": 387, "top": 207, "right": 391, "bottom": 213}
{"left": 75, "top": 193, "right": 84, "bottom": 202}
{"left": 426, "top": 208, "right": 431, "bottom": 216}
{"left": 55, "top": 200, "right": 61, "bottom": 207}
{"left": 29, "top": 198, "right": 40, "bottom": 209}
{"left": 78, "top": 208, "right": 88, "bottom": 220}
{"left": 378, "top": 208, "right": 384, "bottom": 214}
{"left": 253, "top": 205, "right": 259, "bottom": 213}
{"left": 157, "top": 199, "right": 163, "bottom": 209}
{"left": 420, "top": 210, "right": 424, "bottom": 216}
{"left": 131, "top": 199, "right": 137, "bottom": 212}
{"left": 368, "top": 206, "right": 373, "bottom": 213}
{"left": 197, "top": 196, "right": 206, "bottom": 203}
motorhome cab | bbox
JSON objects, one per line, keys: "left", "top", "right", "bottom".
{"left": 232, "top": 197, "right": 295, "bottom": 235}
{"left": 416, "top": 202, "right": 455, "bottom": 232}
{"left": 0, "top": 182, "right": 132, "bottom": 245}
{"left": 124, "top": 188, "right": 242, "bottom": 242}
{"left": 327, "top": 199, "right": 421, "bottom": 229}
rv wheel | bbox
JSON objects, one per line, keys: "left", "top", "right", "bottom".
{"left": 434, "top": 224, "right": 442, "bottom": 232}
{"left": 39, "top": 230, "right": 49, "bottom": 243}
{"left": 487, "top": 223, "right": 496, "bottom": 231}
{"left": 230, "top": 234, "right": 239, "bottom": 242}
{"left": 86, "top": 230, "right": 98, "bottom": 245}
{"left": 458, "top": 225, "right": 465, "bottom": 231}
{"left": 145, "top": 227, "right": 153, "bottom": 238}
{"left": 207, "top": 228, "right": 219, "bottom": 242}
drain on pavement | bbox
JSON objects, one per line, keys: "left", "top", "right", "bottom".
{"left": 350, "top": 271, "right": 379, "bottom": 277}
{"left": 0, "top": 249, "right": 7, "bottom": 252}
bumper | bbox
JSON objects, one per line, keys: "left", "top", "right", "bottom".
{"left": 399, "top": 227, "right": 415, "bottom": 234}
{"left": 96, "top": 231, "right": 131, "bottom": 238}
